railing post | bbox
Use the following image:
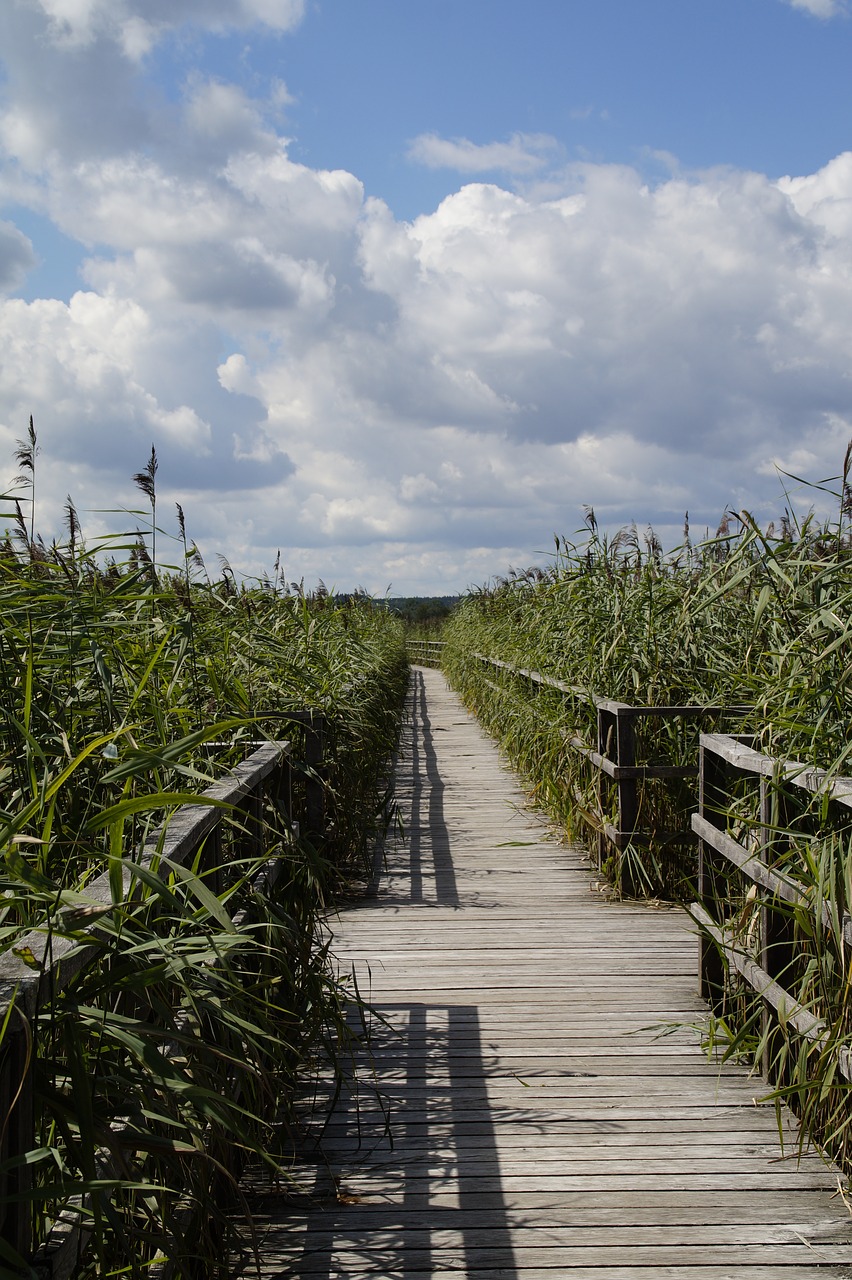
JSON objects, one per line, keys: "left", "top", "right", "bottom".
{"left": 759, "top": 768, "right": 795, "bottom": 1080}
{"left": 615, "top": 708, "right": 638, "bottom": 894}
{"left": 200, "top": 822, "right": 224, "bottom": 897}
{"left": 238, "top": 783, "right": 265, "bottom": 863}
{"left": 0, "top": 1011, "right": 34, "bottom": 1265}
{"left": 758, "top": 773, "right": 773, "bottom": 1074}
{"left": 303, "top": 713, "right": 325, "bottom": 841}
{"left": 697, "top": 737, "right": 727, "bottom": 1008}
{"left": 273, "top": 750, "right": 296, "bottom": 843}
{"left": 596, "top": 706, "right": 613, "bottom": 873}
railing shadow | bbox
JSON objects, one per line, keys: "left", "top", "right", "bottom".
{"left": 242, "top": 669, "right": 518, "bottom": 1273}
{"left": 408, "top": 668, "right": 459, "bottom": 908}
{"left": 372, "top": 667, "right": 459, "bottom": 909}
{"left": 277, "top": 1001, "right": 518, "bottom": 1278}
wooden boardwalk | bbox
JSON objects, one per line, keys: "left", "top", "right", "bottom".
{"left": 245, "top": 667, "right": 852, "bottom": 1279}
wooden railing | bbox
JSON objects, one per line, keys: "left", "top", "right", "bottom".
{"left": 0, "top": 714, "right": 325, "bottom": 1274}
{"left": 416, "top": 645, "right": 852, "bottom": 1162}
{"left": 468, "top": 653, "right": 744, "bottom": 891}
{"left": 407, "top": 639, "right": 446, "bottom": 667}
{"left": 690, "top": 732, "right": 852, "bottom": 1084}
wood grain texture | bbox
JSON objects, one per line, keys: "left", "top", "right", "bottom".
{"left": 241, "top": 668, "right": 852, "bottom": 1279}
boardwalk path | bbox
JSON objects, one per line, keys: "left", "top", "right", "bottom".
{"left": 250, "top": 667, "right": 852, "bottom": 1278}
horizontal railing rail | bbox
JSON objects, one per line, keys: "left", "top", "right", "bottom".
{"left": 0, "top": 714, "right": 326, "bottom": 1274}
{"left": 690, "top": 732, "right": 852, "bottom": 1086}
{"left": 468, "top": 652, "right": 747, "bottom": 889}
{"left": 407, "top": 639, "right": 446, "bottom": 667}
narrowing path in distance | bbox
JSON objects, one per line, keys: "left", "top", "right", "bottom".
{"left": 244, "top": 665, "right": 852, "bottom": 1279}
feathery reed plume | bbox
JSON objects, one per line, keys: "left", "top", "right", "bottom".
{"left": 14, "top": 415, "right": 38, "bottom": 555}
{"left": 64, "top": 494, "right": 80, "bottom": 558}
{"left": 0, "top": 426, "right": 409, "bottom": 1272}
{"left": 132, "top": 443, "right": 158, "bottom": 585}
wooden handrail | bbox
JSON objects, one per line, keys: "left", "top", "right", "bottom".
{"left": 468, "top": 651, "right": 748, "bottom": 886}
{"left": 698, "top": 732, "right": 852, "bottom": 809}
{"left": 689, "top": 901, "right": 852, "bottom": 1082}
{"left": 0, "top": 718, "right": 326, "bottom": 1271}
{"left": 407, "top": 639, "right": 446, "bottom": 667}
{"left": 692, "top": 732, "right": 852, "bottom": 1087}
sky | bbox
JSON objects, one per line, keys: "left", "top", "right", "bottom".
{"left": 1, "top": 0, "right": 852, "bottom": 595}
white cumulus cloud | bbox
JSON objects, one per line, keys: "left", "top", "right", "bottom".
{"left": 783, "top": 0, "right": 848, "bottom": 15}
{"left": 0, "top": 221, "right": 36, "bottom": 293}
{"left": 408, "top": 131, "right": 563, "bottom": 176}
{"left": 3, "top": 0, "right": 852, "bottom": 592}
{"left": 32, "top": 0, "right": 304, "bottom": 56}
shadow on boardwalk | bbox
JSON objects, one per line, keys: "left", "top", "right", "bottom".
{"left": 392, "top": 667, "right": 459, "bottom": 909}
{"left": 236, "top": 667, "right": 852, "bottom": 1279}
{"left": 252, "top": 1004, "right": 518, "bottom": 1278}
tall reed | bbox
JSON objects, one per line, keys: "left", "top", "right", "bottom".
{"left": 0, "top": 446, "right": 407, "bottom": 1276}
{"left": 442, "top": 451, "right": 852, "bottom": 1177}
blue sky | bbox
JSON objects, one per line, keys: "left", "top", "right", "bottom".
{"left": 1, "top": 0, "right": 852, "bottom": 592}
{"left": 278, "top": 0, "right": 852, "bottom": 211}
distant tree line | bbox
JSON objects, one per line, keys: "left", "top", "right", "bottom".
{"left": 385, "top": 596, "right": 459, "bottom": 629}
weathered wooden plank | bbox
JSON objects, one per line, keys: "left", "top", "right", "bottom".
{"left": 257, "top": 1230, "right": 852, "bottom": 1257}
{"left": 250, "top": 1264, "right": 849, "bottom": 1280}
{"left": 264, "top": 1204, "right": 851, "bottom": 1228}
{"left": 261, "top": 1188, "right": 851, "bottom": 1214}
{"left": 700, "top": 731, "right": 852, "bottom": 809}
{"left": 251, "top": 1240, "right": 852, "bottom": 1276}
{"left": 689, "top": 901, "right": 852, "bottom": 1083}
{"left": 242, "top": 669, "right": 852, "bottom": 1279}
{"left": 260, "top": 1245, "right": 852, "bottom": 1270}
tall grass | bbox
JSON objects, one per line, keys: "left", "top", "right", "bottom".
{"left": 442, "top": 450, "right": 852, "bottom": 1176}
{"left": 443, "top": 482, "right": 852, "bottom": 877}
{"left": 0, "top": 435, "right": 408, "bottom": 1276}
{"left": 442, "top": 523, "right": 760, "bottom": 890}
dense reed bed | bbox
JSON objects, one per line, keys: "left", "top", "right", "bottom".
{"left": 0, "top": 431, "right": 408, "bottom": 1276}
{"left": 442, "top": 458, "right": 852, "bottom": 1174}
{"left": 444, "top": 488, "right": 852, "bottom": 872}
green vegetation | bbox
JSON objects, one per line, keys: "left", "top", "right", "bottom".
{"left": 442, "top": 455, "right": 852, "bottom": 1175}
{"left": 443, "top": 478, "right": 852, "bottom": 875}
{"left": 0, "top": 428, "right": 408, "bottom": 1276}
{"left": 386, "top": 595, "right": 458, "bottom": 641}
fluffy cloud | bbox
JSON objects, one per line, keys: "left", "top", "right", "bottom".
{"left": 0, "top": 292, "right": 211, "bottom": 461}
{"left": 2, "top": 1, "right": 852, "bottom": 592}
{"left": 217, "top": 154, "right": 852, "bottom": 581}
{"left": 0, "top": 221, "right": 36, "bottom": 292}
{"left": 356, "top": 166, "right": 851, "bottom": 460}
{"left": 408, "top": 132, "right": 563, "bottom": 176}
{"left": 7, "top": 142, "right": 852, "bottom": 587}
{"left": 784, "top": 0, "right": 847, "bottom": 15}
{"left": 31, "top": 0, "right": 304, "bottom": 57}
{"left": 0, "top": 4, "right": 299, "bottom": 174}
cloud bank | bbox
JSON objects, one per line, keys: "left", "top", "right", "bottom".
{"left": 1, "top": 3, "right": 852, "bottom": 593}
{"left": 785, "top": 0, "right": 847, "bottom": 16}
{"left": 407, "top": 132, "right": 563, "bottom": 176}
{"left": 29, "top": 0, "right": 304, "bottom": 57}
